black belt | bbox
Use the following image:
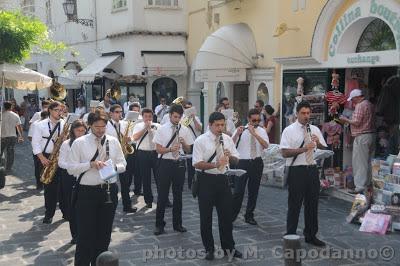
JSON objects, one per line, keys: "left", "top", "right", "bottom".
{"left": 196, "top": 171, "right": 226, "bottom": 178}
{"left": 138, "top": 149, "right": 156, "bottom": 153}
{"left": 79, "top": 183, "right": 117, "bottom": 190}
{"left": 290, "top": 165, "right": 317, "bottom": 169}
{"left": 161, "top": 158, "right": 184, "bottom": 163}
{"left": 240, "top": 157, "right": 262, "bottom": 161}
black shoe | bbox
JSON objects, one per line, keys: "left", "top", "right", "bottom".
{"left": 166, "top": 201, "right": 173, "bottom": 208}
{"left": 173, "top": 226, "right": 187, "bottom": 233}
{"left": 70, "top": 238, "right": 77, "bottom": 245}
{"left": 205, "top": 250, "right": 215, "bottom": 260}
{"left": 224, "top": 249, "right": 242, "bottom": 259}
{"left": 154, "top": 227, "right": 165, "bottom": 236}
{"left": 146, "top": 203, "right": 153, "bottom": 209}
{"left": 123, "top": 207, "right": 137, "bottom": 213}
{"left": 42, "top": 217, "right": 52, "bottom": 224}
{"left": 244, "top": 217, "right": 257, "bottom": 225}
{"left": 305, "top": 237, "right": 326, "bottom": 247}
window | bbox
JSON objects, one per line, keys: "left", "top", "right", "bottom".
{"left": 113, "top": 0, "right": 127, "bottom": 10}
{"left": 356, "top": 19, "right": 396, "bottom": 53}
{"left": 147, "top": 0, "right": 179, "bottom": 8}
{"left": 21, "top": 0, "right": 35, "bottom": 15}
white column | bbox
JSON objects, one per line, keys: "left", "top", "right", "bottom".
{"left": 202, "top": 81, "right": 217, "bottom": 129}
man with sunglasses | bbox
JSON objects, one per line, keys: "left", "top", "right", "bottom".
{"left": 106, "top": 104, "right": 137, "bottom": 213}
{"left": 232, "top": 108, "right": 269, "bottom": 225}
{"left": 32, "top": 101, "right": 66, "bottom": 224}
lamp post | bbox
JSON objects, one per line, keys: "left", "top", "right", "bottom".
{"left": 62, "top": 0, "right": 94, "bottom": 27}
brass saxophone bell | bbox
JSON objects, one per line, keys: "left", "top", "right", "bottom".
{"left": 50, "top": 80, "right": 67, "bottom": 101}
{"left": 172, "top": 96, "right": 184, "bottom": 106}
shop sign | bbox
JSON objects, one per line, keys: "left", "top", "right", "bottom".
{"left": 347, "top": 54, "right": 380, "bottom": 65}
{"left": 329, "top": 0, "right": 400, "bottom": 58}
{"left": 194, "top": 68, "right": 246, "bottom": 82}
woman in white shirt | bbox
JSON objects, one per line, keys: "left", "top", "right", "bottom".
{"left": 74, "top": 99, "right": 86, "bottom": 117}
{"left": 58, "top": 119, "right": 87, "bottom": 245}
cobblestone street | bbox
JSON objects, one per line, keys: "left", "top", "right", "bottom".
{"left": 0, "top": 140, "right": 399, "bottom": 266}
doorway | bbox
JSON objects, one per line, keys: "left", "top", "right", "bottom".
{"left": 233, "top": 83, "right": 249, "bottom": 126}
{"left": 152, "top": 77, "right": 177, "bottom": 110}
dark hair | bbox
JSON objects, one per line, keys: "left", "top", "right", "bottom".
{"left": 69, "top": 119, "right": 87, "bottom": 146}
{"left": 247, "top": 108, "right": 260, "bottom": 118}
{"left": 88, "top": 109, "right": 108, "bottom": 126}
{"left": 48, "top": 101, "right": 61, "bottom": 110}
{"left": 215, "top": 103, "right": 224, "bottom": 112}
{"left": 185, "top": 101, "right": 192, "bottom": 106}
{"left": 40, "top": 110, "right": 49, "bottom": 119}
{"left": 129, "top": 103, "right": 140, "bottom": 111}
{"left": 209, "top": 111, "right": 225, "bottom": 124}
{"left": 110, "top": 104, "right": 122, "bottom": 113}
{"left": 141, "top": 108, "right": 153, "bottom": 115}
{"left": 264, "top": 104, "right": 275, "bottom": 115}
{"left": 3, "top": 101, "right": 12, "bottom": 110}
{"left": 169, "top": 104, "right": 184, "bottom": 116}
{"left": 256, "top": 99, "right": 264, "bottom": 107}
{"left": 41, "top": 100, "right": 50, "bottom": 107}
{"left": 296, "top": 101, "right": 311, "bottom": 112}
{"left": 160, "top": 96, "right": 166, "bottom": 100}
{"left": 219, "top": 97, "right": 229, "bottom": 104}
{"left": 23, "top": 96, "right": 28, "bottom": 100}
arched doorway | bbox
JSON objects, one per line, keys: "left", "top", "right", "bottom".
{"left": 216, "top": 82, "right": 225, "bottom": 104}
{"left": 257, "top": 82, "right": 269, "bottom": 104}
{"left": 152, "top": 77, "right": 177, "bottom": 110}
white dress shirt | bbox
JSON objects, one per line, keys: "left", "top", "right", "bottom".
{"left": 68, "top": 133, "right": 126, "bottom": 185}
{"left": 99, "top": 101, "right": 110, "bottom": 113}
{"left": 160, "top": 113, "right": 169, "bottom": 125}
{"left": 155, "top": 104, "right": 167, "bottom": 116}
{"left": 206, "top": 119, "right": 236, "bottom": 136}
{"left": 29, "top": 111, "right": 41, "bottom": 124}
{"left": 1, "top": 111, "right": 21, "bottom": 138}
{"left": 106, "top": 119, "right": 131, "bottom": 140}
{"left": 233, "top": 125, "right": 269, "bottom": 159}
{"left": 280, "top": 120, "right": 327, "bottom": 166}
{"left": 192, "top": 131, "right": 240, "bottom": 175}
{"left": 153, "top": 120, "right": 194, "bottom": 159}
{"left": 28, "top": 120, "right": 39, "bottom": 138}
{"left": 58, "top": 140, "right": 72, "bottom": 170}
{"left": 132, "top": 122, "right": 160, "bottom": 151}
{"left": 183, "top": 114, "right": 202, "bottom": 141}
{"left": 74, "top": 106, "right": 86, "bottom": 116}
{"left": 31, "top": 118, "right": 65, "bottom": 155}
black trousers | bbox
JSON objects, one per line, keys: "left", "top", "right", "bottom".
{"left": 33, "top": 154, "right": 42, "bottom": 187}
{"left": 75, "top": 183, "right": 118, "bottom": 266}
{"left": 286, "top": 165, "right": 320, "bottom": 239}
{"left": 59, "top": 169, "right": 77, "bottom": 238}
{"left": 232, "top": 157, "right": 264, "bottom": 221}
{"left": 120, "top": 152, "right": 135, "bottom": 209}
{"left": 1, "top": 136, "right": 17, "bottom": 170}
{"left": 136, "top": 150, "right": 158, "bottom": 204}
{"left": 36, "top": 153, "right": 63, "bottom": 218}
{"left": 198, "top": 172, "right": 235, "bottom": 252}
{"left": 187, "top": 158, "right": 195, "bottom": 189}
{"left": 155, "top": 159, "right": 185, "bottom": 228}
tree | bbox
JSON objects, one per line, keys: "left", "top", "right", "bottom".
{"left": 0, "top": 10, "right": 65, "bottom": 64}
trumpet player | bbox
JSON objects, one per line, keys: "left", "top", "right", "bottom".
{"left": 31, "top": 101, "right": 66, "bottom": 224}
{"left": 68, "top": 109, "right": 126, "bottom": 265}
{"left": 106, "top": 104, "right": 137, "bottom": 213}
{"left": 58, "top": 119, "right": 87, "bottom": 245}
{"left": 183, "top": 101, "right": 202, "bottom": 189}
{"left": 132, "top": 108, "right": 160, "bottom": 208}
{"left": 153, "top": 104, "right": 193, "bottom": 235}
{"left": 192, "top": 112, "right": 242, "bottom": 260}
{"left": 232, "top": 108, "right": 269, "bottom": 225}
{"left": 155, "top": 96, "right": 168, "bottom": 123}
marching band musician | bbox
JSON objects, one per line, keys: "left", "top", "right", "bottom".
{"left": 192, "top": 111, "right": 242, "bottom": 260}
{"left": 132, "top": 108, "right": 160, "bottom": 208}
{"left": 68, "top": 109, "right": 126, "bottom": 265}
{"left": 58, "top": 119, "right": 87, "bottom": 245}
{"left": 31, "top": 101, "right": 66, "bottom": 224}
{"left": 154, "top": 96, "right": 168, "bottom": 123}
{"left": 106, "top": 104, "right": 137, "bottom": 213}
{"left": 232, "top": 108, "right": 269, "bottom": 225}
{"left": 182, "top": 101, "right": 202, "bottom": 189}
{"left": 153, "top": 104, "right": 194, "bottom": 235}
{"left": 125, "top": 102, "right": 143, "bottom": 196}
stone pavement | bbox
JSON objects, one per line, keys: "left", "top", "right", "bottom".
{"left": 0, "top": 140, "right": 399, "bottom": 266}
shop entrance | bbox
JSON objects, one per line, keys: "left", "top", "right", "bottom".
{"left": 233, "top": 83, "right": 249, "bottom": 126}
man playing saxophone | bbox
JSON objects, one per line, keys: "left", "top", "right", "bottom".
{"left": 31, "top": 101, "right": 66, "bottom": 224}
{"left": 106, "top": 104, "right": 137, "bottom": 213}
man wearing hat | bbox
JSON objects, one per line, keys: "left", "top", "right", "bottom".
{"left": 340, "top": 89, "right": 375, "bottom": 194}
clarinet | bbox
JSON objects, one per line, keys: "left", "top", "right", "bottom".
{"left": 219, "top": 134, "right": 229, "bottom": 171}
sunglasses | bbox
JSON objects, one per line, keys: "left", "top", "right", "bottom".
{"left": 251, "top": 119, "right": 261, "bottom": 123}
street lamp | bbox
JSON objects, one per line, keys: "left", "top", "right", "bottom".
{"left": 62, "top": 0, "right": 94, "bottom": 27}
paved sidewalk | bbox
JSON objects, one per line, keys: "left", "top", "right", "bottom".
{"left": 0, "top": 140, "right": 399, "bottom": 265}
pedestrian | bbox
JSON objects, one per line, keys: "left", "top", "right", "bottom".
{"left": 68, "top": 109, "right": 126, "bottom": 265}
{"left": 280, "top": 100, "right": 327, "bottom": 247}
{"left": 75, "top": 99, "right": 86, "bottom": 117}
{"left": 20, "top": 96, "right": 31, "bottom": 130}
{"left": 1, "top": 101, "right": 24, "bottom": 173}
{"left": 153, "top": 104, "right": 193, "bottom": 235}
{"left": 340, "top": 89, "right": 376, "bottom": 194}
{"left": 192, "top": 111, "right": 242, "bottom": 260}
{"left": 232, "top": 108, "right": 269, "bottom": 225}
{"left": 264, "top": 104, "right": 277, "bottom": 144}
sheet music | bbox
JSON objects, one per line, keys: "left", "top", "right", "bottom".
{"left": 184, "top": 106, "right": 197, "bottom": 117}
{"left": 221, "top": 109, "right": 234, "bottom": 120}
{"left": 225, "top": 169, "right": 247, "bottom": 177}
{"left": 99, "top": 159, "right": 117, "bottom": 181}
{"left": 67, "top": 113, "right": 80, "bottom": 124}
{"left": 125, "top": 111, "right": 139, "bottom": 122}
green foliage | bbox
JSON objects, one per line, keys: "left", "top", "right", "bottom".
{"left": 0, "top": 10, "right": 66, "bottom": 64}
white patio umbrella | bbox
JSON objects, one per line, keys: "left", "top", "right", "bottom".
{"left": 0, "top": 63, "right": 52, "bottom": 167}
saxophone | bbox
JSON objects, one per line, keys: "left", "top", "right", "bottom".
{"left": 121, "top": 121, "right": 134, "bottom": 156}
{"left": 40, "top": 120, "right": 70, "bottom": 185}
